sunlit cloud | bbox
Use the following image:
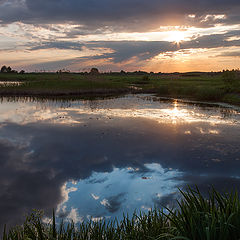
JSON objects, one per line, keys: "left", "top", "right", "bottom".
{"left": 65, "top": 208, "right": 83, "bottom": 223}
{"left": 0, "top": 0, "right": 240, "bottom": 71}
{"left": 91, "top": 193, "right": 100, "bottom": 200}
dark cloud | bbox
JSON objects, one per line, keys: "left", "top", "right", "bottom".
{"left": 216, "top": 51, "right": 240, "bottom": 57}
{"left": 152, "top": 176, "right": 240, "bottom": 209}
{"left": 181, "top": 30, "right": 240, "bottom": 49}
{"left": 89, "top": 41, "right": 177, "bottom": 62}
{"left": 0, "top": 0, "right": 240, "bottom": 30}
{"left": 27, "top": 30, "right": 240, "bottom": 70}
{"left": 28, "top": 41, "right": 179, "bottom": 70}
{"left": 153, "top": 192, "right": 179, "bottom": 208}
{"left": 177, "top": 175, "right": 240, "bottom": 197}
{"left": 31, "top": 41, "right": 85, "bottom": 51}
{"left": 103, "top": 193, "right": 126, "bottom": 213}
{"left": 0, "top": 137, "right": 63, "bottom": 228}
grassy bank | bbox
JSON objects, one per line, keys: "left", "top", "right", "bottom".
{"left": 0, "top": 72, "right": 240, "bottom": 104}
{"left": 3, "top": 187, "right": 240, "bottom": 240}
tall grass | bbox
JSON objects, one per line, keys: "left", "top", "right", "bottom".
{"left": 165, "top": 187, "right": 240, "bottom": 240}
{"left": 3, "top": 187, "right": 240, "bottom": 240}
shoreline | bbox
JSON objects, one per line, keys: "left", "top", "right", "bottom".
{"left": 0, "top": 88, "right": 239, "bottom": 109}
{"left": 0, "top": 72, "right": 239, "bottom": 105}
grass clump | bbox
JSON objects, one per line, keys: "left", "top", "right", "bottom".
{"left": 166, "top": 187, "right": 240, "bottom": 240}
{"left": 3, "top": 187, "right": 240, "bottom": 240}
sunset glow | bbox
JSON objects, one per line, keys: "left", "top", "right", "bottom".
{"left": 0, "top": 1, "right": 240, "bottom": 72}
{"left": 166, "top": 31, "right": 186, "bottom": 43}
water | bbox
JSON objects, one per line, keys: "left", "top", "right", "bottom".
{"left": 0, "top": 94, "right": 240, "bottom": 227}
{"left": 0, "top": 81, "right": 22, "bottom": 86}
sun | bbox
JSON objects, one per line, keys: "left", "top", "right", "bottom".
{"left": 167, "top": 31, "right": 185, "bottom": 43}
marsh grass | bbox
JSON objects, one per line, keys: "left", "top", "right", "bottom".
{"left": 3, "top": 187, "right": 240, "bottom": 240}
{"left": 0, "top": 73, "right": 239, "bottom": 104}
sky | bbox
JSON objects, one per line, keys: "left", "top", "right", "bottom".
{"left": 0, "top": 0, "right": 240, "bottom": 72}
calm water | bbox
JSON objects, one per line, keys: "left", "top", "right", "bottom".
{"left": 0, "top": 94, "right": 240, "bottom": 227}
{"left": 0, "top": 81, "right": 22, "bottom": 86}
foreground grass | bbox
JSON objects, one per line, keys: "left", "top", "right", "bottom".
{"left": 4, "top": 187, "right": 240, "bottom": 240}
{"left": 0, "top": 72, "right": 240, "bottom": 104}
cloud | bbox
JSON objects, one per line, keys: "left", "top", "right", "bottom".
{"left": 216, "top": 51, "right": 240, "bottom": 57}
{"left": 26, "top": 40, "right": 178, "bottom": 70}
{"left": 153, "top": 192, "right": 178, "bottom": 208}
{"left": 91, "top": 194, "right": 100, "bottom": 200}
{"left": 31, "top": 41, "right": 85, "bottom": 51}
{"left": 181, "top": 30, "right": 240, "bottom": 49}
{"left": 26, "top": 30, "right": 240, "bottom": 71}
{"left": 101, "top": 193, "right": 126, "bottom": 213}
{"left": 1, "top": 1, "right": 240, "bottom": 71}
{"left": 0, "top": 0, "right": 240, "bottom": 31}
{"left": 66, "top": 208, "right": 83, "bottom": 223}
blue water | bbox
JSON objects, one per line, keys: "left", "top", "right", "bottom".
{"left": 0, "top": 94, "right": 239, "bottom": 227}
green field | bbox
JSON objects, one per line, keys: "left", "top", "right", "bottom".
{"left": 4, "top": 187, "right": 240, "bottom": 240}
{"left": 0, "top": 72, "right": 239, "bottom": 104}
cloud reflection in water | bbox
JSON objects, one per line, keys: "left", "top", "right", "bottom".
{"left": 0, "top": 95, "right": 239, "bottom": 227}
{"left": 57, "top": 164, "right": 183, "bottom": 223}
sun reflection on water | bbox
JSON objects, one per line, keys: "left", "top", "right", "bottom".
{"left": 160, "top": 100, "right": 184, "bottom": 124}
{"left": 0, "top": 95, "right": 239, "bottom": 126}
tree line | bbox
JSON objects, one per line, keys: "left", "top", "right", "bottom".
{"left": 1, "top": 65, "right": 239, "bottom": 76}
{"left": 0, "top": 65, "right": 25, "bottom": 74}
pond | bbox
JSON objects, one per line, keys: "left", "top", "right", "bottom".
{"left": 0, "top": 94, "right": 240, "bottom": 227}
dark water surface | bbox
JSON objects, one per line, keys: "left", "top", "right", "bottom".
{"left": 0, "top": 94, "right": 240, "bottom": 227}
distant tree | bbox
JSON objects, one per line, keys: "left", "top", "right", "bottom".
{"left": 0, "top": 65, "right": 17, "bottom": 73}
{"left": 19, "top": 70, "right": 25, "bottom": 74}
{"left": 90, "top": 68, "right": 99, "bottom": 75}
{"left": 7, "top": 66, "right": 12, "bottom": 73}
{"left": 56, "top": 69, "right": 70, "bottom": 74}
{"left": 1, "top": 65, "right": 8, "bottom": 73}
